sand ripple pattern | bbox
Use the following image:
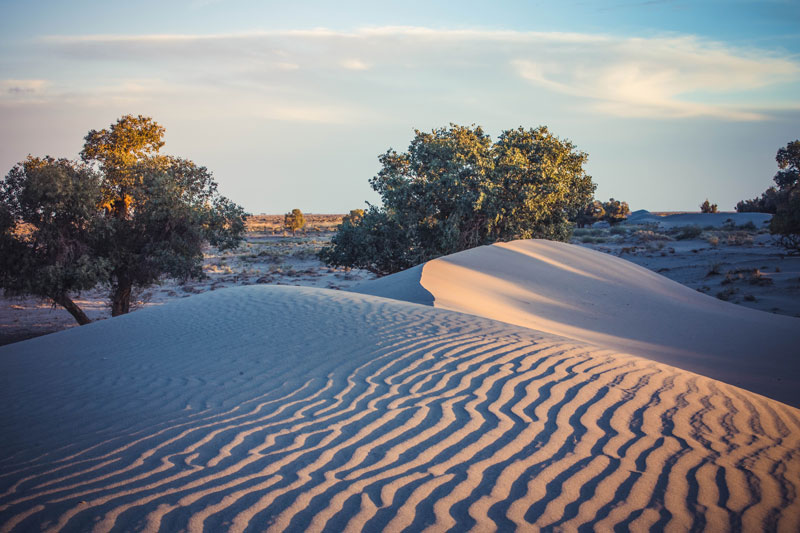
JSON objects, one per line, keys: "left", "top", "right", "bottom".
{"left": 1, "top": 286, "right": 799, "bottom": 532}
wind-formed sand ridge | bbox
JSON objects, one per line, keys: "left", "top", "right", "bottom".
{"left": 1, "top": 283, "right": 799, "bottom": 531}
{"left": 355, "top": 239, "right": 800, "bottom": 406}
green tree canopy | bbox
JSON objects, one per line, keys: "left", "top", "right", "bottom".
{"left": 0, "top": 157, "right": 108, "bottom": 324}
{"left": 1, "top": 115, "right": 247, "bottom": 323}
{"left": 575, "top": 200, "right": 606, "bottom": 227}
{"left": 320, "top": 124, "right": 595, "bottom": 275}
{"left": 601, "top": 198, "right": 630, "bottom": 225}
{"left": 769, "top": 140, "right": 800, "bottom": 252}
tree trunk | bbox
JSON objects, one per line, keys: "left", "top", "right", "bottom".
{"left": 53, "top": 294, "right": 91, "bottom": 325}
{"left": 111, "top": 280, "right": 132, "bottom": 317}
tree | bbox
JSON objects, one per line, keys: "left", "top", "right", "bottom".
{"left": 700, "top": 199, "right": 718, "bottom": 213}
{"left": 736, "top": 188, "right": 779, "bottom": 213}
{"left": 575, "top": 200, "right": 605, "bottom": 227}
{"left": 320, "top": 124, "right": 595, "bottom": 274}
{"left": 284, "top": 208, "right": 306, "bottom": 235}
{"left": 342, "top": 209, "right": 364, "bottom": 225}
{"left": 0, "top": 157, "right": 108, "bottom": 325}
{"left": 602, "top": 198, "right": 630, "bottom": 225}
{"left": 769, "top": 140, "right": 800, "bottom": 252}
{"left": 1, "top": 115, "right": 247, "bottom": 323}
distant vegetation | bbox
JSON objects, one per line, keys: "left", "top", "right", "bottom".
{"left": 736, "top": 140, "right": 800, "bottom": 252}
{"left": 319, "top": 124, "right": 595, "bottom": 275}
{"left": 284, "top": 208, "right": 306, "bottom": 235}
{"left": 700, "top": 199, "right": 718, "bottom": 213}
{"left": 0, "top": 115, "right": 246, "bottom": 324}
{"left": 576, "top": 198, "right": 630, "bottom": 227}
{"left": 602, "top": 198, "right": 631, "bottom": 225}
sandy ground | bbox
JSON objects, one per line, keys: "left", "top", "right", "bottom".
{"left": 1, "top": 281, "right": 798, "bottom": 531}
{"left": 355, "top": 239, "right": 800, "bottom": 406}
{"left": 571, "top": 221, "right": 800, "bottom": 318}
{"left": 2, "top": 210, "right": 800, "bottom": 531}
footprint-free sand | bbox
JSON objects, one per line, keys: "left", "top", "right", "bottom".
{"left": 1, "top": 240, "right": 799, "bottom": 531}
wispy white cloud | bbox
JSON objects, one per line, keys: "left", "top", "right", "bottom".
{"left": 512, "top": 35, "right": 799, "bottom": 120}
{"left": 30, "top": 27, "right": 800, "bottom": 121}
{"left": 340, "top": 58, "right": 369, "bottom": 71}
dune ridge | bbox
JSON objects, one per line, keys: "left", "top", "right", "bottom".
{"left": 354, "top": 239, "right": 800, "bottom": 406}
{"left": 1, "top": 286, "right": 799, "bottom": 531}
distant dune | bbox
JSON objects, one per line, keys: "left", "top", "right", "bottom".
{"left": 625, "top": 209, "right": 773, "bottom": 228}
{"left": 1, "top": 242, "right": 799, "bottom": 531}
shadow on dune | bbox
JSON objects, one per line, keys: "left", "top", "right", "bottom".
{"left": 355, "top": 239, "right": 800, "bottom": 407}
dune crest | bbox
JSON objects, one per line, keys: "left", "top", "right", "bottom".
{"left": 357, "top": 239, "right": 800, "bottom": 406}
{"left": 1, "top": 286, "right": 800, "bottom": 531}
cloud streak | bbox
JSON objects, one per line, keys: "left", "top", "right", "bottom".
{"left": 23, "top": 27, "right": 800, "bottom": 121}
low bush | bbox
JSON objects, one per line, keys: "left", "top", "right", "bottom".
{"left": 675, "top": 226, "right": 703, "bottom": 240}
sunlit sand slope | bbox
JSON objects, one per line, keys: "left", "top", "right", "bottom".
{"left": 1, "top": 286, "right": 799, "bottom": 532}
{"left": 355, "top": 239, "right": 800, "bottom": 406}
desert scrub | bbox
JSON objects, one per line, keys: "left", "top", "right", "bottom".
{"left": 634, "top": 230, "right": 672, "bottom": 242}
{"left": 609, "top": 226, "right": 628, "bottom": 236}
{"left": 705, "top": 263, "right": 723, "bottom": 277}
{"left": 726, "top": 232, "right": 754, "bottom": 246}
{"left": 722, "top": 268, "right": 773, "bottom": 286}
{"left": 716, "top": 287, "right": 737, "bottom": 301}
{"left": 675, "top": 226, "right": 703, "bottom": 240}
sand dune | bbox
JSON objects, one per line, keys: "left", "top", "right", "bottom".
{"left": 625, "top": 209, "right": 773, "bottom": 228}
{"left": 1, "top": 284, "right": 800, "bottom": 531}
{"left": 354, "top": 239, "right": 800, "bottom": 407}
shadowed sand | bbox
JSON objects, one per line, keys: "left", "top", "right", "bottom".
{"left": 1, "top": 280, "right": 799, "bottom": 532}
{"left": 354, "top": 240, "right": 800, "bottom": 407}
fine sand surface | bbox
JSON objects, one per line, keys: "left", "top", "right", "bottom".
{"left": 354, "top": 240, "right": 800, "bottom": 407}
{"left": 625, "top": 210, "right": 773, "bottom": 228}
{"left": 2, "top": 246, "right": 800, "bottom": 531}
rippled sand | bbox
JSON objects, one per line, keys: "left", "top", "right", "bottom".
{"left": 2, "top": 242, "right": 799, "bottom": 531}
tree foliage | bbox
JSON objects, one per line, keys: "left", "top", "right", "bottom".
{"left": 601, "top": 198, "right": 630, "bottom": 225}
{"left": 0, "top": 157, "right": 108, "bottom": 324}
{"left": 575, "top": 200, "right": 605, "bottom": 227}
{"left": 700, "top": 199, "right": 718, "bottom": 213}
{"left": 342, "top": 209, "right": 364, "bottom": 225}
{"left": 284, "top": 208, "right": 306, "bottom": 234}
{"left": 769, "top": 140, "right": 800, "bottom": 252}
{"left": 320, "top": 124, "right": 595, "bottom": 275}
{"left": 736, "top": 188, "right": 779, "bottom": 213}
{"left": 1, "top": 115, "right": 247, "bottom": 323}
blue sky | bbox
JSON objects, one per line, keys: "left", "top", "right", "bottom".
{"left": 1, "top": 0, "right": 799, "bottom": 213}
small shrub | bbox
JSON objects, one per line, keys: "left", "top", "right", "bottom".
{"left": 700, "top": 199, "right": 718, "bottom": 213}
{"left": 676, "top": 226, "right": 703, "bottom": 240}
{"left": 634, "top": 230, "right": 672, "bottom": 242}
{"left": 609, "top": 226, "right": 628, "bottom": 236}
{"left": 716, "top": 287, "right": 737, "bottom": 301}
{"left": 740, "top": 221, "right": 757, "bottom": 231}
{"left": 705, "top": 263, "right": 722, "bottom": 277}
{"left": 284, "top": 209, "right": 306, "bottom": 235}
{"left": 726, "top": 232, "right": 754, "bottom": 246}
